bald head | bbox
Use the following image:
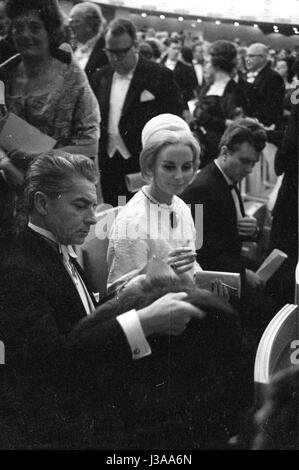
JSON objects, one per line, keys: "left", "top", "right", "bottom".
{"left": 246, "top": 43, "right": 269, "bottom": 71}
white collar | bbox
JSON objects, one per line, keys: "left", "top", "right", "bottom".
{"left": 76, "top": 32, "right": 102, "bottom": 53}
{"left": 214, "top": 159, "right": 234, "bottom": 186}
{"left": 247, "top": 63, "right": 267, "bottom": 77}
{"left": 28, "top": 222, "right": 77, "bottom": 258}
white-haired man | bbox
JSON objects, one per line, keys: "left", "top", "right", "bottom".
{"left": 69, "top": 1, "right": 109, "bottom": 81}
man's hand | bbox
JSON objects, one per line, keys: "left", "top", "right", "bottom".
{"left": 136, "top": 292, "right": 205, "bottom": 337}
{"left": 245, "top": 269, "right": 265, "bottom": 289}
{"left": 237, "top": 216, "right": 258, "bottom": 237}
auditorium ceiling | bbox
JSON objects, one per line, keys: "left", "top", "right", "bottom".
{"left": 95, "top": 0, "right": 299, "bottom": 25}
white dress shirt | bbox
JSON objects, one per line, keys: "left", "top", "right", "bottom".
{"left": 73, "top": 33, "right": 102, "bottom": 71}
{"left": 165, "top": 58, "right": 177, "bottom": 71}
{"left": 193, "top": 61, "right": 204, "bottom": 86}
{"left": 206, "top": 76, "right": 230, "bottom": 96}
{"left": 28, "top": 222, "right": 151, "bottom": 359}
{"left": 107, "top": 70, "right": 134, "bottom": 159}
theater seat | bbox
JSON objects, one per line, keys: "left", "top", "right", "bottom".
{"left": 76, "top": 206, "right": 123, "bottom": 299}
{"left": 254, "top": 303, "right": 299, "bottom": 406}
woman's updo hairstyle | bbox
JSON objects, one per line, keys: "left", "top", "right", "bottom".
{"left": 209, "top": 40, "right": 237, "bottom": 74}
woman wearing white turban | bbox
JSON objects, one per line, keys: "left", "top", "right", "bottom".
{"left": 107, "top": 114, "right": 202, "bottom": 293}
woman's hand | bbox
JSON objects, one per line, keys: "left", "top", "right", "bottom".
{"left": 167, "top": 247, "right": 196, "bottom": 275}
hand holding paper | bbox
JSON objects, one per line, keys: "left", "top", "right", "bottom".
{"left": 237, "top": 216, "right": 258, "bottom": 237}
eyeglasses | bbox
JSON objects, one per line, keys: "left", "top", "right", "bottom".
{"left": 104, "top": 43, "right": 134, "bottom": 59}
{"left": 246, "top": 54, "right": 263, "bottom": 58}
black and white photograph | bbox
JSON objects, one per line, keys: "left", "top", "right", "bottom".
{"left": 0, "top": 0, "right": 298, "bottom": 453}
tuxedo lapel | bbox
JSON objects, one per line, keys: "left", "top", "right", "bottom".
{"left": 121, "top": 59, "right": 145, "bottom": 117}
{"left": 100, "top": 68, "right": 114, "bottom": 126}
{"left": 210, "top": 162, "right": 237, "bottom": 224}
{"left": 23, "top": 229, "right": 96, "bottom": 316}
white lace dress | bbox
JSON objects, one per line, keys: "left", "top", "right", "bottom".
{"left": 107, "top": 188, "right": 202, "bottom": 293}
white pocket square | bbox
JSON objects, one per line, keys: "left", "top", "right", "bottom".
{"left": 140, "top": 90, "right": 156, "bottom": 102}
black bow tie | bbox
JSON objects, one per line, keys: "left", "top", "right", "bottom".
{"left": 228, "top": 183, "right": 245, "bottom": 217}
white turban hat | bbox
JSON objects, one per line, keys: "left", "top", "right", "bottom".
{"left": 141, "top": 113, "right": 192, "bottom": 147}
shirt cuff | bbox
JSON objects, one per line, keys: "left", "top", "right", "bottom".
{"left": 116, "top": 309, "right": 152, "bottom": 360}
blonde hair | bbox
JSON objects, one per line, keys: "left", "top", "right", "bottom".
{"left": 140, "top": 130, "right": 200, "bottom": 181}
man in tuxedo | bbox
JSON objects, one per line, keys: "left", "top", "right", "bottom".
{"left": 0, "top": 0, "right": 16, "bottom": 64}
{"left": 69, "top": 1, "right": 109, "bottom": 81}
{"left": 181, "top": 119, "right": 267, "bottom": 289}
{"left": 160, "top": 37, "right": 195, "bottom": 111}
{"left": 0, "top": 150, "right": 202, "bottom": 448}
{"left": 245, "top": 43, "right": 285, "bottom": 144}
{"left": 192, "top": 41, "right": 205, "bottom": 96}
{"left": 90, "top": 18, "right": 184, "bottom": 207}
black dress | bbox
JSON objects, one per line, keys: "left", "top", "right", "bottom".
{"left": 193, "top": 79, "right": 246, "bottom": 167}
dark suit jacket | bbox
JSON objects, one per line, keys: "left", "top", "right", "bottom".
{"left": 270, "top": 103, "right": 298, "bottom": 259}
{"left": 83, "top": 35, "right": 109, "bottom": 82}
{"left": 0, "top": 228, "right": 132, "bottom": 448}
{"left": 181, "top": 162, "right": 244, "bottom": 276}
{"left": 247, "top": 63, "right": 285, "bottom": 130}
{"left": 90, "top": 57, "right": 184, "bottom": 173}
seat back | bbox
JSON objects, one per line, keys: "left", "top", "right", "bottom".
{"left": 76, "top": 206, "right": 122, "bottom": 299}
{"left": 125, "top": 172, "right": 146, "bottom": 193}
{"left": 254, "top": 303, "right": 299, "bottom": 406}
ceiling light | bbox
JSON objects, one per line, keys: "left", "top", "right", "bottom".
{"left": 253, "top": 24, "right": 259, "bottom": 28}
{"left": 216, "top": 20, "right": 221, "bottom": 25}
{"left": 234, "top": 22, "right": 239, "bottom": 27}
{"left": 197, "top": 19, "right": 202, "bottom": 23}
{"left": 141, "top": 12, "right": 147, "bottom": 18}
{"left": 178, "top": 17, "right": 184, "bottom": 22}
{"left": 160, "top": 14, "right": 165, "bottom": 19}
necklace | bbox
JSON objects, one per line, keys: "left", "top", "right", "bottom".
{"left": 141, "top": 187, "right": 178, "bottom": 229}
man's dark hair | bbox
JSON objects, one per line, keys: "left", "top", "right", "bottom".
{"left": 219, "top": 118, "right": 267, "bottom": 153}
{"left": 25, "top": 150, "right": 97, "bottom": 213}
{"left": 168, "top": 37, "right": 181, "bottom": 46}
{"left": 106, "top": 17, "right": 136, "bottom": 41}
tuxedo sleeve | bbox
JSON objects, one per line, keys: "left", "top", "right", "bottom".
{"left": 0, "top": 265, "right": 133, "bottom": 372}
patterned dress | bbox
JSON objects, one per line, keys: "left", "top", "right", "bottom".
{"left": 0, "top": 53, "right": 100, "bottom": 148}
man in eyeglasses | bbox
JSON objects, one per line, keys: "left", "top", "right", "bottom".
{"left": 90, "top": 18, "right": 184, "bottom": 207}
{"left": 245, "top": 43, "right": 285, "bottom": 144}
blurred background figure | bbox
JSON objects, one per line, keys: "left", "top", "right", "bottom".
{"left": 0, "top": 0, "right": 16, "bottom": 64}
{"left": 69, "top": 1, "right": 108, "bottom": 81}
{"left": 138, "top": 41, "right": 154, "bottom": 61}
{"left": 192, "top": 41, "right": 206, "bottom": 96}
{"left": 192, "top": 40, "right": 246, "bottom": 167}
{"left": 252, "top": 366, "right": 299, "bottom": 450}
{"left": 265, "top": 103, "right": 298, "bottom": 310}
{"left": 160, "top": 37, "right": 195, "bottom": 114}
{"left": 245, "top": 43, "right": 285, "bottom": 146}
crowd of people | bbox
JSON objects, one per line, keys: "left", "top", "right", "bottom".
{"left": 0, "top": 0, "right": 297, "bottom": 450}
